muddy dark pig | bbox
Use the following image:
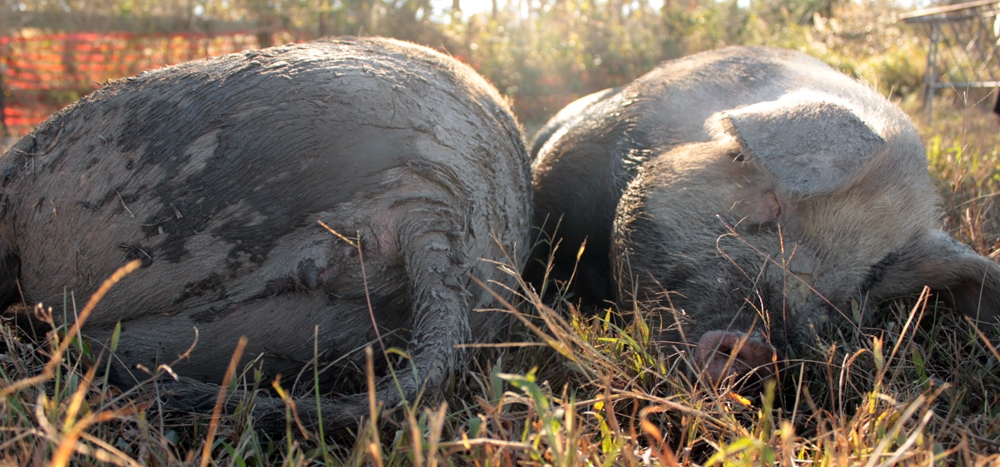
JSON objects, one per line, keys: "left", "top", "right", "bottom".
{"left": 0, "top": 37, "right": 532, "bottom": 430}
{"left": 528, "top": 46, "right": 999, "bottom": 385}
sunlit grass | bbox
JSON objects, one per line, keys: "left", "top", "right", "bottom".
{"left": 919, "top": 97, "right": 1000, "bottom": 258}
{"left": 2, "top": 190, "right": 999, "bottom": 464}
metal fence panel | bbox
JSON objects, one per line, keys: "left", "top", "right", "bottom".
{"left": 902, "top": 0, "right": 1000, "bottom": 120}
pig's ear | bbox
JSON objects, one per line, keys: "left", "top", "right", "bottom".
{"left": 715, "top": 92, "right": 885, "bottom": 197}
{"left": 868, "top": 229, "right": 1000, "bottom": 325}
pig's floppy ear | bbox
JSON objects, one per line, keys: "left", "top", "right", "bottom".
{"left": 716, "top": 92, "right": 886, "bottom": 197}
{"left": 867, "top": 229, "right": 1000, "bottom": 326}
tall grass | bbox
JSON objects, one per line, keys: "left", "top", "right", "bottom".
{"left": 3, "top": 127, "right": 1000, "bottom": 465}
{"left": 920, "top": 94, "right": 1000, "bottom": 258}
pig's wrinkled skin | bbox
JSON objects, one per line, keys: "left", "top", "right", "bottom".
{"left": 528, "top": 46, "right": 1000, "bottom": 384}
{"left": 0, "top": 37, "right": 532, "bottom": 430}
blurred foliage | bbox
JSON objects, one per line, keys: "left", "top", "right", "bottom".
{"left": 448, "top": 0, "right": 927, "bottom": 129}
{"left": 3, "top": 0, "right": 931, "bottom": 128}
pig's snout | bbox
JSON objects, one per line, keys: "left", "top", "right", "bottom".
{"left": 696, "top": 330, "right": 778, "bottom": 386}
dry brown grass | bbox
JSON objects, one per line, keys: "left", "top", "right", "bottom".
{"left": 1, "top": 99, "right": 999, "bottom": 467}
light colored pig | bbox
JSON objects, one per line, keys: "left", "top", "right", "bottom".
{"left": 528, "top": 46, "right": 999, "bottom": 385}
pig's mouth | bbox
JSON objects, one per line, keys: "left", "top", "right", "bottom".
{"left": 695, "top": 330, "right": 779, "bottom": 387}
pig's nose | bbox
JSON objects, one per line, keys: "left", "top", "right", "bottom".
{"left": 696, "top": 330, "right": 778, "bottom": 386}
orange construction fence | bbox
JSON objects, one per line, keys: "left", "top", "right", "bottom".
{"left": 1, "top": 30, "right": 293, "bottom": 137}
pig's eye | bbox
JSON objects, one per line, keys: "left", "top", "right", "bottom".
{"left": 732, "top": 151, "right": 747, "bottom": 162}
